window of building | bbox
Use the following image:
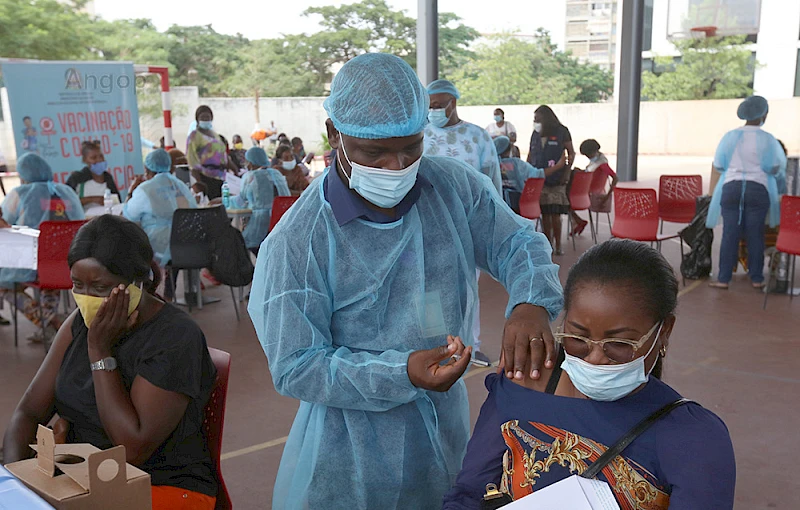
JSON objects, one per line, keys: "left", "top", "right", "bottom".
{"left": 567, "top": 41, "right": 590, "bottom": 57}
{"left": 567, "top": 21, "right": 589, "bottom": 37}
{"left": 643, "top": 0, "right": 654, "bottom": 52}
{"left": 567, "top": 3, "right": 590, "bottom": 18}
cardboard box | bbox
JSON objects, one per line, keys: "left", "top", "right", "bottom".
{"left": 5, "top": 425, "right": 151, "bottom": 510}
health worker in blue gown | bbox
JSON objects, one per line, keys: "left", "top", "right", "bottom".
{"left": 247, "top": 53, "right": 564, "bottom": 509}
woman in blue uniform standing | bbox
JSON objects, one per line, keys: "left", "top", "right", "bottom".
{"left": 707, "top": 96, "right": 786, "bottom": 290}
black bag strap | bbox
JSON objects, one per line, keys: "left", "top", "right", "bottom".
{"left": 581, "top": 398, "right": 693, "bottom": 480}
{"left": 544, "top": 345, "right": 565, "bottom": 395}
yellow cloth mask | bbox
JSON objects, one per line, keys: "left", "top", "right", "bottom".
{"left": 72, "top": 283, "right": 143, "bottom": 328}
{"left": 234, "top": 143, "right": 244, "bottom": 150}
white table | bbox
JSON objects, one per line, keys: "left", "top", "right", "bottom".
{"left": 0, "top": 227, "right": 39, "bottom": 270}
{"left": 84, "top": 203, "right": 124, "bottom": 218}
{"left": 226, "top": 208, "right": 252, "bottom": 231}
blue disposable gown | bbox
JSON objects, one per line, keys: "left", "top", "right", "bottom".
{"left": 706, "top": 127, "right": 787, "bottom": 229}
{"left": 123, "top": 173, "right": 197, "bottom": 266}
{"left": 248, "top": 156, "right": 563, "bottom": 509}
{"left": 0, "top": 181, "right": 84, "bottom": 286}
{"left": 232, "top": 168, "right": 291, "bottom": 249}
{"left": 501, "top": 157, "right": 545, "bottom": 192}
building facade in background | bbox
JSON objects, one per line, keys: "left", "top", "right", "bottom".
{"left": 573, "top": 0, "right": 800, "bottom": 101}
{"left": 565, "top": 1, "right": 619, "bottom": 71}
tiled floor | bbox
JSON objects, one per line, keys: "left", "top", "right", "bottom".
{"left": 1, "top": 159, "right": 798, "bottom": 509}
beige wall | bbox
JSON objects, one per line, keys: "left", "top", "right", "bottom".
{"left": 458, "top": 98, "right": 800, "bottom": 161}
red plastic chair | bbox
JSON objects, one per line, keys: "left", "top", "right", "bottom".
{"left": 204, "top": 347, "right": 233, "bottom": 510}
{"left": 658, "top": 175, "right": 702, "bottom": 232}
{"left": 568, "top": 171, "right": 596, "bottom": 248}
{"left": 13, "top": 220, "right": 87, "bottom": 348}
{"left": 612, "top": 188, "right": 685, "bottom": 284}
{"left": 519, "top": 178, "right": 545, "bottom": 230}
{"left": 764, "top": 196, "right": 800, "bottom": 309}
{"left": 269, "top": 196, "right": 300, "bottom": 232}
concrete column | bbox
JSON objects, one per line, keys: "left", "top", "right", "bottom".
{"left": 616, "top": 0, "right": 645, "bottom": 182}
{"left": 416, "top": 0, "right": 438, "bottom": 86}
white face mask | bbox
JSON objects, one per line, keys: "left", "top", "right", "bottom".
{"left": 282, "top": 160, "right": 297, "bottom": 171}
{"left": 533, "top": 122, "right": 543, "bottom": 133}
{"left": 561, "top": 323, "right": 663, "bottom": 402}
{"left": 339, "top": 137, "right": 421, "bottom": 209}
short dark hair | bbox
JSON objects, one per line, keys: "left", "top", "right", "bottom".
{"left": 68, "top": 216, "right": 161, "bottom": 294}
{"left": 195, "top": 105, "right": 213, "bottom": 121}
{"left": 23, "top": 116, "right": 31, "bottom": 121}
{"left": 276, "top": 145, "right": 293, "bottom": 160}
{"left": 564, "top": 240, "right": 678, "bottom": 378}
{"left": 81, "top": 140, "right": 102, "bottom": 158}
{"left": 291, "top": 137, "right": 302, "bottom": 145}
{"left": 579, "top": 139, "right": 601, "bottom": 157}
{"left": 494, "top": 108, "right": 504, "bottom": 115}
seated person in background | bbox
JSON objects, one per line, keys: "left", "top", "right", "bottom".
{"left": 0, "top": 153, "right": 84, "bottom": 342}
{"left": 508, "top": 132, "right": 521, "bottom": 159}
{"left": 167, "top": 148, "right": 188, "bottom": 174}
{"left": 123, "top": 149, "right": 197, "bottom": 301}
{"left": 2, "top": 215, "right": 219, "bottom": 510}
{"left": 274, "top": 144, "right": 309, "bottom": 196}
{"left": 292, "top": 137, "right": 315, "bottom": 165}
{"left": 485, "top": 108, "right": 516, "bottom": 140}
{"left": 229, "top": 134, "right": 248, "bottom": 171}
{"left": 443, "top": 240, "right": 735, "bottom": 509}
{"left": 580, "top": 138, "right": 618, "bottom": 214}
{"left": 495, "top": 135, "right": 543, "bottom": 213}
{"left": 66, "top": 140, "right": 121, "bottom": 209}
{"left": 231, "top": 147, "right": 291, "bottom": 255}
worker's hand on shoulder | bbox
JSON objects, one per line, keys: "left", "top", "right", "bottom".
{"left": 408, "top": 336, "right": 471, "bottom": 392}
{"left": 498, "top": 304, "right": 555, "bottom": 382}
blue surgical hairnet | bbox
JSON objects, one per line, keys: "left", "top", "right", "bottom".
{"left": 144, "top": 148, "right": 172, "bottom": 174}
{"left": 17, "top": 153, "right": 53, "bottom": 183}
{"left": 245, "top": 147, "right": 269, "bottom": 167}
{"left": 737, "top": 95, "right": 768, "bottom": 121}
{"left": 494, "top": 136, "right": 511, "bottom": 156}
{"left": 323, "top": 53, "right": 429, "bottom": 139}
{"left": 234, "top": 168, "right": 291, "bottom": 249}
{"left": 426, "top": 79, "right": 461, "bottom": 100}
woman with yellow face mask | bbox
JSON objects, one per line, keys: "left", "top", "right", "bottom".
{"left": 2, "top": 215, "right": 220, "bottom": 510}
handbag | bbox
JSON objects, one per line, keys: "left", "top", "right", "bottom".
{"left": 481, "top": 394, "right": 693, "bottom": 508}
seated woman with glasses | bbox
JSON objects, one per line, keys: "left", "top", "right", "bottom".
{"left": 443, "top": 240, "right": 735, "bottom": 509}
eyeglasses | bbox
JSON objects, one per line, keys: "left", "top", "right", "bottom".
{"left": 554, "top": 321, "right": 662, "bottom": 363}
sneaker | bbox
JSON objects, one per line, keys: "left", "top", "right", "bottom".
{"left": 471, "top": 350, "right": 492, "bottom": 367}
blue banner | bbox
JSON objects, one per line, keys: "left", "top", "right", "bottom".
{"left": 2, "top": 61, "right": 144, "bottom": 190}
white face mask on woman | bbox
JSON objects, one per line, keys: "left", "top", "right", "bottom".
{"left": 560, "top": 323, "right": 663, "bottom": 402}
{"left": 533, "top": 122, "right": 543, "bottom": 133}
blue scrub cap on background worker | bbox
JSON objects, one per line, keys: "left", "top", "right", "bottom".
{"left": 323, "top": 53, "right": 429, "bottom": 139}
{"left": 494, "top": 136, "right": 511, "bottom": 156}
{"left": 144, "top": 148, "right": 172, "bottom": 174}
{"left": 426, "top": 79, "right": 461, "bottom": 100}
{"left": 245, "top": 147, "right": 269, "bottom": 167}
{"left": 737, "top": 95, "right": 769, "bottom": 121}
{"left": 17, "top": 153, "right": 53, "bottom": 182}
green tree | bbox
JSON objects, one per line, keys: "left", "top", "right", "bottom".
{"left": 641, "top": 35, "right": 756, "bottom": 100}
{"left": 164, "top": 25, "right": 249, "bottom": 96}
{"left": 450, "top": 32, "right": 612, "bottom": 106}
{"left": 0, "top": 0, "right": 93, "bottom": 60}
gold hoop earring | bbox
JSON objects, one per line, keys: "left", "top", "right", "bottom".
{"left": 659, "top": 346, "right": 667, "bottom": 357}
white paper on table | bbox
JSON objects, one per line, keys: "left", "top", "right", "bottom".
{"left": 0, "top": 229, "right": 39, "bottom": 270}
{"left": 225, "top": 173, "right": 243, "bottom": 196}
{"left": 503, "top": 475, "right": 620, "bottom": 510}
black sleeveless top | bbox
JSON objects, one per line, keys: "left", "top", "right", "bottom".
{"left": 54, "top": 304, "right": 218, "bottom": 496}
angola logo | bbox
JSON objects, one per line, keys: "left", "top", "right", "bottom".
{"left": 64, "top": 68, "right": 83, "bottom": 90}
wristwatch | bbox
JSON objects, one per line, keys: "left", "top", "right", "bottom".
{"left": 90, "top": 357, "right": 118, "bottom": 372}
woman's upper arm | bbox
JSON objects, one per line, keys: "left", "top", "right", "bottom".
{"left": 129, "top": 376, "right": 190, "bottom": 451}
{"left": 15, "top": 311, "right": 77, "bottom": 421}
{"left": 660, "top": 407, "right": 736, "bottom": 509}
